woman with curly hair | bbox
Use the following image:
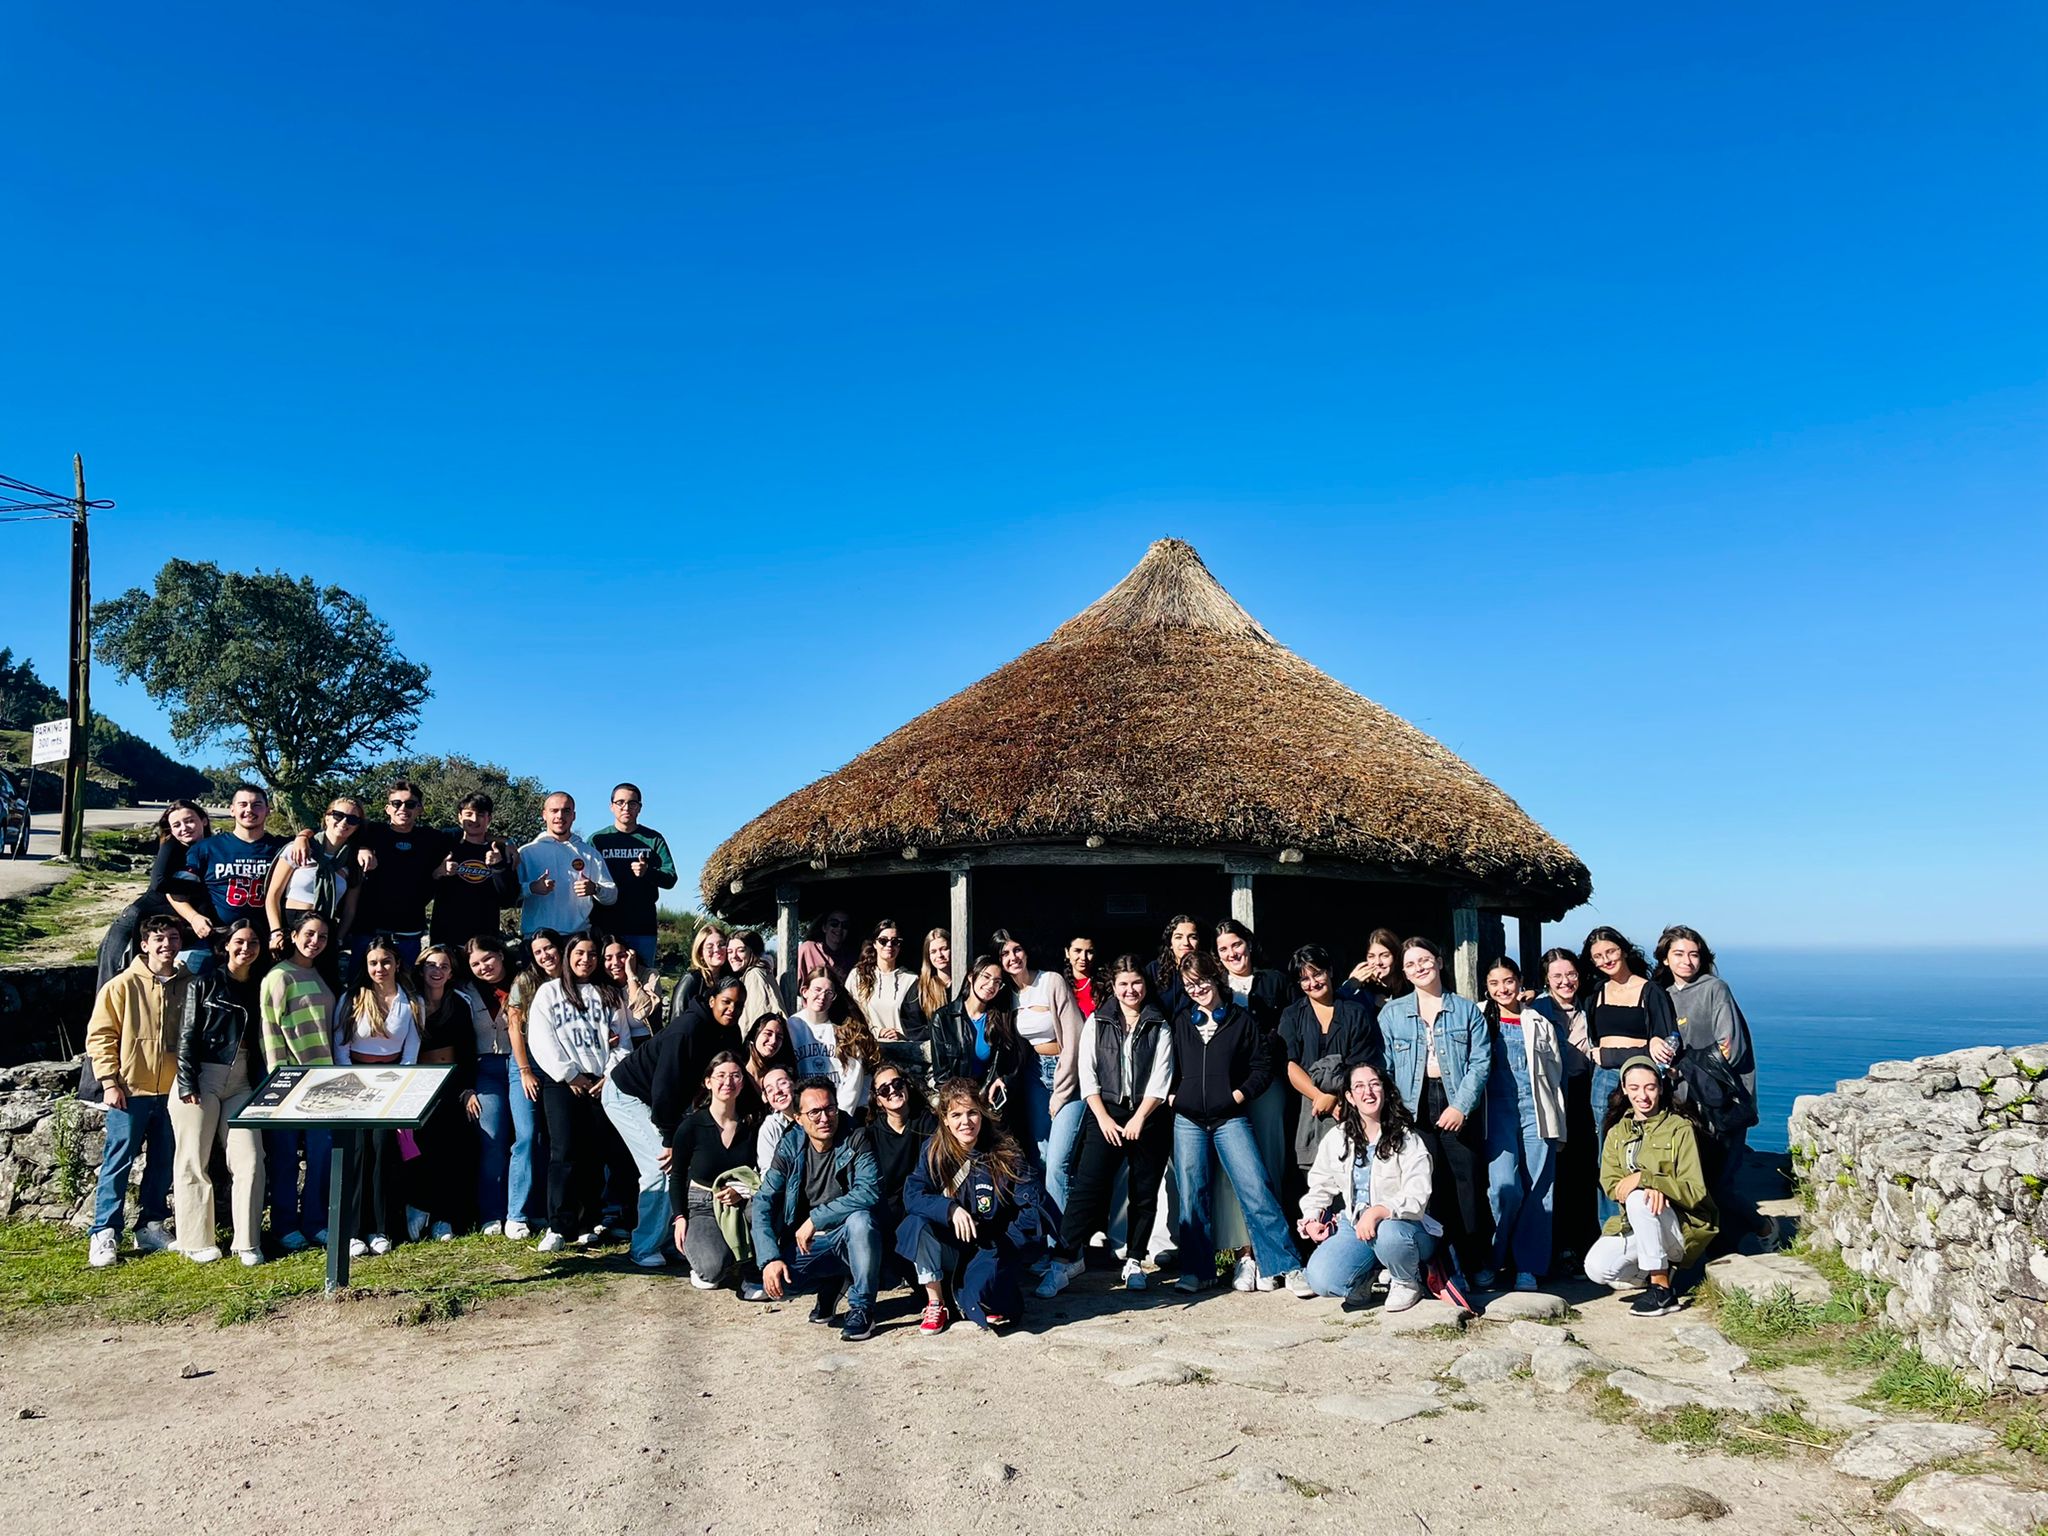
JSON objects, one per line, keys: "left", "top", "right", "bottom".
{"left": 896, "top": 1077, "right": 1043, "bottom": 1334}
{"left": 1292, "top": 1060, "right": 1439, "bottom": 1309}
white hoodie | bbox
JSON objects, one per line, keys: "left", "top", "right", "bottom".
{"left": 527, "top": 978, "right": 626, "bottom": 1083}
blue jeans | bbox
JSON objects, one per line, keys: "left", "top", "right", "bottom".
{"left": 1486, "top": 1094, "right": 1558, "bottom": 1277}
{"left": 265, "top": 1128, "right": 333, "bottom": 1240}
{"left": 1302, "top": 1215, "right": 1436, "bottom": 1296}
{"left": 1044, "top": 1098, "right": 1085, "bottom": 1227}
{"left": 773, "top": 1209, "right": 881, "bottom": 1310}
{"left": 616, "top": 934, "right": 657, "bottom": 969}
{"left": 1590, "top": 1065, "right": 1621, "bottom": 1224}
{"left": 472, "top": 1056, "right": 538, "bottom": 1226}
{"left": 600, "top": 1075, "right": 674, "bottom": 1264}
{"left": 1172, "top": 1114, "right": 1299, "bottom": 1279}
{"left": 92, "top": 1094, "right": 174, "bottom": 1236}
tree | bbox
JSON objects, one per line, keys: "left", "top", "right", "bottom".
{"left": 0, "top": 648, "right": 64, "bottom": 731}
{"left": 344, "top": 753, "right": 549, "bottom": 843}
{"left": 93, "top": 560, "right": 431, "bottom": 825}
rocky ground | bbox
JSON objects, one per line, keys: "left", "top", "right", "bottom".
{"left": 2, "top": 1241, "right": 2040, "bottom": 1536}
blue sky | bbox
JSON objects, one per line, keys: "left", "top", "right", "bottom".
{"left": 4, "top": 2, "right": 2043, "bottom": 945}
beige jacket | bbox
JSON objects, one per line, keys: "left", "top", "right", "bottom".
{"left": 86, "top": 956, "right": 194, "bottom": 1097}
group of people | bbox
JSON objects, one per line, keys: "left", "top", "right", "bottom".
{"left": 80, "top": 779, "right": 1761, "bottom": 1339}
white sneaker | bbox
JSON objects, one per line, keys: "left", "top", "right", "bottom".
{"left": 1286, "top": 1271, "right": 1318, "bottom": 1299}
{"left": 1384, "top": 1281, "right": 1425, "bottom": 1313}
{"left": 280, "top": 1231, "right": 308, "bottom": 1253}
{"left": 574, "top": 1231, "right": 597, "bottom": 1247}
{"left": 1515, "top": 1271, "right": 1540, "bottom": 1292}
{"left": 135, "top": 1221, "right": 174, "bottom": 1253}
{"left": 1232, "top": 1254, "right": 1260, "bottom": 1292}
{"left": 503, "top": 1220, "right": 531, "bottom": 1241}
{"left": 739, "top": 1280, "right": 768, "bottom": 1302}
{"left": 348, "top": 1238, "right": 369, "bottom": 1258}
{"left": 406, "top": 1207, "right": 430, "bottom": 1242}
{"left": 430, "top": 1222, "right": 454, "bottom": 1242}
{"left": 688, "top": 1272, "right": 718, "bottom": 1288}
{"left": 235, "top": 1249, "right": 263, "bottom": 1268}
{"left": 88, "top": 1229, "right": 118, "bottom": 1268}
{"left": 1121, "top": 1258, "right": 1147, "bottom": 1291}
{"left": 187, "top": 1246, "right": 223, "bottom": 1264}
{"left": 1256, "top": 1268, "right": 1288, "bottom": 1293}
{"left": 367, "top": 1234, "right": 392, "bottom": 1256}
{"left": 536, "top": 1231, "right": 565, "bottom": 1253}
{"left": 481, "top": 1221, "right": 504, "bottom": 1237}
{"left": 1034, "top": 1256, "right": 1085, "bottom": 1299}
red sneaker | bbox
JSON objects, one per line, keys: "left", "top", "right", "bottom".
{"left": 919, "top": 1302, "right": 950, "bottom": 1335}
{"left": 982, "top": 1311, "right": 1011, "bottom": 1328}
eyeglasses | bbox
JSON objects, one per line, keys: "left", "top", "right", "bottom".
{"left": 388, "top": 798, "right": 419, "bottom": 810}
{"left": 798, "top": 1106, "right": 836, "bottom": 1120}
{"left": 327, "top": 811, "right": 363, "bottom": 825}
{"left": 874, "top": 1080, "right": 909, "bottom": 1098}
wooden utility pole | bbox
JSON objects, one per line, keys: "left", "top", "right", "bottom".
{"left": 61, "top": 454, "right": 91, "bottom": 860}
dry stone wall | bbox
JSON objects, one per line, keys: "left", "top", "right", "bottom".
{"left": 1790, "top": 1043, "right": 2048, "bottom": 1393}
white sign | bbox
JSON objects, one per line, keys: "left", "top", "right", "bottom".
{"left": 31, "top": 718, "right": 70, "bottom": 765}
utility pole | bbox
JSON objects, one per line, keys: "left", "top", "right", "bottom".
{"left": 61, "top": 454, "right": 91, "bottom": 860}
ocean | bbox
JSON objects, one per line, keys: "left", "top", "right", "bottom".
{"left": 1722, "top": 947, "right": 2048, "bottom": 1151}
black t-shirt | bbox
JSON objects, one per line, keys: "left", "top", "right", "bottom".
{"left": 428, "top": 835, "right": 518, "bottom": 945}
{"left": 354, "top": 822, "right": 455, "bottom": 933}
{"left": 671, "top": 1107, "right": 760, "bottom": 1190}
{"left": 867, "top": 1110, "right": 936, "bottom": 1205}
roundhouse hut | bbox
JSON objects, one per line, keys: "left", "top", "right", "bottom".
{"left": 701, "top": 539, "right": 1589, "bottom": 1000}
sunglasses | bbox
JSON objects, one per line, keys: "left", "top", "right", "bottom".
{"left": 388, "top": 798, "right": 420, "bottom": 810}
{"left": 327, "top": 811, "right": 363, "bottom": 825}
{"left": 875, "top": 936, "right": 901, "bottom": 947}
{"left": 874, "top": 1079, "right": 909, "bottom": 1098}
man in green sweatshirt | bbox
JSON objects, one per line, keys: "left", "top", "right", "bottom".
{"left": 590, "top": 783, "right": 678, "bottom": 968}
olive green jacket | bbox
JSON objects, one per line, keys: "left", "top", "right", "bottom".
{"left": 1599, "top": 1108, "right": 1719, "bottom": 1265}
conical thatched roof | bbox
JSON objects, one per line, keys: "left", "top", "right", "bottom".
{"left": 702, "top": 539, "right": 1590, "bottom": 914}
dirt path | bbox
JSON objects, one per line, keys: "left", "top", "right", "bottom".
{"left": 0, "top": 1271, "right": 1888, "bottom": 1535}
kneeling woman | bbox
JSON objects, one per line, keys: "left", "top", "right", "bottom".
{"left": 1294, "top": 1061, "right": 1439, "bottom": 1310}
{"left": 896, "top": 1078, "right": 1043, "bottom": 1335}
{"left": 667, "top": 1052, "right": 762, "bottom": 1295}
{"left": 1585, "top": 1057, "right": 1719, "bottom": 1316}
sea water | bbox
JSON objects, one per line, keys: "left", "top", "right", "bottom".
{"left": 1719, "top": 948, "right": 2048, "bottom": 1150}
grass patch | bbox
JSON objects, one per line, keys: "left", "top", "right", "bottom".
{"left": 0, "top": 1220, "right": 614, "bottom": 1328}
{"left": 1867, "top": 1349, "right": 1989, "bottom": 1417}
{"left": 1588, "top": 1382, "right": 1633, "bottom": 1423}
{"left": 0, "top": 867, "right": 138, "bottom": 964}
{"left": 1280, "top": 1474, "right": 1330, "bottom": 1498}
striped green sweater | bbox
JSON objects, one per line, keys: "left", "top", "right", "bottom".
{"left": 261, "top": 963, "right": 337, "bottom": 1067}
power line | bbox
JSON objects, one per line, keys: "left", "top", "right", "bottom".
{"left": 0, "top": 471, "right": 114, "bottom": 519}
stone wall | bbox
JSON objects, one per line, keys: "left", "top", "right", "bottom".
{"left": 0, "top": 1058, "right": 102, "bottom": 1226}
{"left": 0, "top": 964, "right": 98, "bottom": 1066}
{"left": 1790, "top": 1043, "right": 2048, "bottom": 1394}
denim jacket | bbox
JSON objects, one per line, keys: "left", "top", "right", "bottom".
{"left": 749, "top": 1118, "right": 879, "bottom": 1258}
{"left": 1377, "top": 991, "right": 1490, "bottom": 1119}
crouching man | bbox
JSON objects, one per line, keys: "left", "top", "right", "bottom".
{"left": 750, "top": 1076, "right": 882, "bottom": 1342}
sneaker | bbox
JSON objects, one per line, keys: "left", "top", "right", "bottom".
{"left": 1232, "top": 1253, "right": 1260, "bottom": 1292}
{"left": 1515, "top": 1271, "right": 1540, "bottom": 1292}
{"left": 135, "top": 1221, "right": 174, "bottom": 1253}
{"left": 280, "top": 1230, "right": 308, "bottom": 1253}
{"left": 1630, "top": 1283, "right": 1679, "bottom": 1317}
{"left": 1472, "top": 1268, "right": 1497, "bottom": 1291}
{"left": 809, "top": 1282, "right": 846, "bottom": 1324}
{"left": 480, "top": 1221, "right": 504, "bottom": 1237}
{"left": 406, "top": 1206, "right": 430, "bottom": 1242}
{"left": 1034, "top": 1256, "right": 1085, "bottom": 1299}
{"left": 430, "top": 1222, "right": 454, "bottom": 1243}
{"left": 574, "top": 1231, "right": 597, "bottom": 1247}
{"left": 1384, "top": 1281, "right": 1425, "bottom": 1313}
{"left": 235, "top": 1249, "right": 263, "bottom": 1268}
{"left": 688, "top": 1271, "right": 718, "bottom": 1287}
{"left": 840, "top": 1306, "right": 874, "bottom": 1342}
{"left": 1256, "top": 1268, "right": 1288, "bottom": 1293}
{"left": 312, "top": 1228, "right": 330, "bottom": 1248}
{"left": 919, "top": 1302, "right": 950, "bottom": 1334}
{"left": 1121, "top": 1258, "right": 1148, "bottom": 1291}
{"left": 367, "top": 1234, "right": 392, "bottom": 1256}
{"left": 88, "top": 1229, "right": 118, "bottom": 1268}
{"left": 348, "top": 1238, "right": 369, "bottom": 1258}
{"left": 536, "top": 1232, "right": 565, "bottom": 1253}
{"left": 1286, "top": 1270, "right": 1319, "bottom": 1299}
{"left": 982, "top": 1311, "right": 1011, "bottom": 1328}
{"left": 739, "top": 1281, "right": 768, "bottom": 1302}
{"left": 503, "top": 1220, "right": 532, "bottom": 1241}
{"left": 187, "top": 1246, "right": 223, "bottom": 1264}
{"left": 1175, "top": 1272, "right": 1209, "bottom": 1295}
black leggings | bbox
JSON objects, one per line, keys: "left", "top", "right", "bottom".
{"left": 1416, "top": 1077, "right": 1489, "bottom": 1277}
{"left": 539, "top": 1076, "right": 607, "bottom": 1238}
{"left": 1057, "top": 1102, "right": 1172, "bottom": 1258}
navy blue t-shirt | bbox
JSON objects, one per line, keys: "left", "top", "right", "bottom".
{"left": 186, "top": 830, "right": 287, "bottom": 924}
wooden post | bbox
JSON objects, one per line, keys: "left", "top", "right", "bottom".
{"left": 61, "top": 455, "right": 91, "bottom": 861}
{"left": 1229, "top": 872, "right": 1255, "bottom": 929}
{"left": 774, "top": 883, "right": 800, "bottom": 1008}
{"left": 948, "top": 867, "right": 970, "bottom": 1002}
{"left": 1518, "top": 914, "right": 1545, "bottom": 980}
{"left": 1451, "top": 896, "right": 1481, "bottom": 999}
{"left": 1479, "top": 911, "right": 1506, "bottom": 969}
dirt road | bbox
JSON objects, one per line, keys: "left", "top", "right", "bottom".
{"left": 0, "top": 806, "right": 165, "bottom": 903}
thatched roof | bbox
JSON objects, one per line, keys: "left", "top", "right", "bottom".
{"left": 702, "top": 539, "right": 1590, "bottom": 914}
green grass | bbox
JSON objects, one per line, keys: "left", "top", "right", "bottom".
{"left": 1868, "top": 1348, "right": 1990, "bottom": 1416}
{"left": 0, "top": 1221, "right": 614, "bottom": 1328}
{"left": 1638, "top": 1404, "right": 1842, "bottom": 1460}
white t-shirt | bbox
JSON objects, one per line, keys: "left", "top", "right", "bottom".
{"left": 1013, "top": 972, "right": 1060, "bottom": 1046}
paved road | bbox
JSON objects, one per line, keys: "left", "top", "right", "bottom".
{"left": 0, "top": 805, "right": 165, "bottom": 903}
